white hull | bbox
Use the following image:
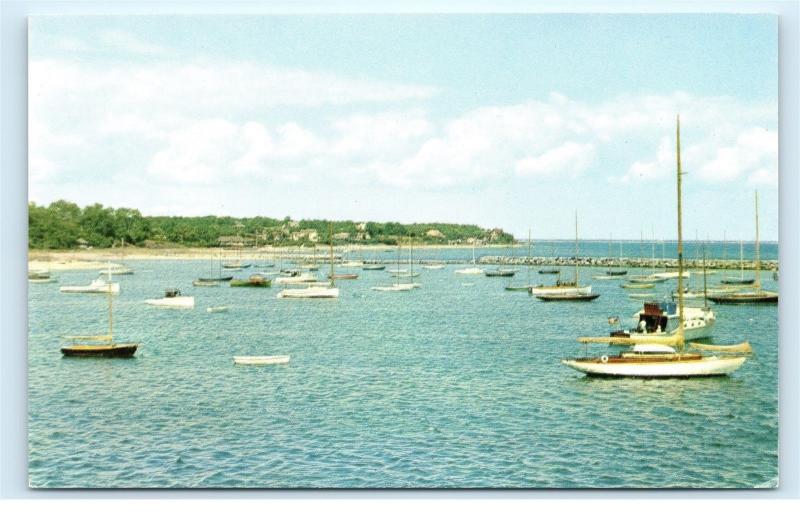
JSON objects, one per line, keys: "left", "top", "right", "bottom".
{"left": 98, "top": 268, "right": 134, "bottom": 275}
{"left": 530, "top": 285, "right": 592, "bottom": 296}
{"left": 651, "top": 271, "right": 690, "bottom": 279}
{"left": 275, "top": 274, "right": 318, "bottom": 284}
{"left": 234, "top": 355, "right": 290, "bottom": 365}
{"left": 421, "top": 264, "right": 445, "bottom": 270}
{"left": 341, "top": 261, "right": 363, "bottom": 267}
{"left": 562, "top": 356, "right": 746, "bottom": 377}
{"left": 629, "top": 306, "right": 715, "bottom": 341}
{"left": 60, "top": 279, "right": 120, "bottom": 294}
{"left": 277, "top": 287, "right": 339, "bottom": 299}
{"left": 207, "top": 306, "right": 229, "bottom": 313}
{"left": 145, "top": 296, "right": 195, "bottom": 308}
{"left": 455, "top": 267, "right": 484, "bottom": 275}
{"left": 372, "top": 284, "right": 415, "bottom": 292}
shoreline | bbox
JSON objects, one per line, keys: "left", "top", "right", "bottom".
{"left": 28, "top": 247, "right": 779, "bottom": 272}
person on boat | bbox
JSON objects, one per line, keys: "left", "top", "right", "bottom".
{"left": 638, "top": 319, "right": 647, "bottom": 332}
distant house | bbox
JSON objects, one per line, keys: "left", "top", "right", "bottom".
{"left": 425, "top": 229, "right": 444, "bottom": 239}
{"left": 333, "top": 232, "right": 350, "bottom": 241}
{"left": 291, "top": 229, "right": 319, "bottom": 242}
{"left": 487, "top": 228, "right": 505, "bottom": 242}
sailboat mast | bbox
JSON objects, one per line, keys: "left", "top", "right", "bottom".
{"left": 739, "top": 239, "right": 744, "bottom": 279}
{"left": 755, "top": 190, "right": 761, "bottom": 289}
{"left": 574, "top": 210, "right": 579, "bottom": 285}
{"left": 107, "top": 262, "right": 113, "bottom": 343}
{"left": 702, "top": 244, "right": 708, "bottom": 309}
{"left": 676, "top": 115, "right": 685, "bottom": 348}
{"left": 527, "top": 228, "right": 532, "bottom": 286}
{"left": 329, "top": 224, "right": 335, "bottom": 286}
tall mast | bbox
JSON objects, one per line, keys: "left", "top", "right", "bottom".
{"left": 676, "top": 115, "right": 685, "bottom": 348}
{"left": 722, "top": 230, "right": 727, "bottom": 278}
{"left": 574, "top": 210, "right": 579, "bottom": 285}
{"left": 329, "top": 224, "right": 335, "bottom": 286}
{"left": 755, "top": 190, "right": 761, "bottom": 289}
{"left": 739, "top": 239, "right": 744, "bottom": 279}
{"left": 107, "top": 262, "right": 113, "bottom": 343}
{"left": 527, "top": 228, "right": 532, "bottom": 286}
{"left": 702, "top": 244, "right": 708, "bottom": 310}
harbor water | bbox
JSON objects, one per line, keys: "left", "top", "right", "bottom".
{"left": 28, "top": 255, "right": 779, "bottom": 488}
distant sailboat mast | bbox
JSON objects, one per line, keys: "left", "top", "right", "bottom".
{"left": 755, "top": 190, "right": 761, "bottom": 290}
{"left": 676, "top": 115, "right": 685, "bottom": 350}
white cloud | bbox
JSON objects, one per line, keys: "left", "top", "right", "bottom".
{"left": 515, "top": 142, "right": 595, "bottom": 177}
{"left": 29, "top": 54, "right": 777, "bottom": 194}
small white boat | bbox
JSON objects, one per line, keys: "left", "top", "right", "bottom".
{"left": 562, "top": 344, "right": 747, "bottom": 377}
{"left": 372, "top": 283, "right": 415, "bottom": 292}
{"left": 60, "top": 278, "right": 120, "bottom": 294}
{"left": 207, "top": 306, "right": 229, "bottom": 313}
{"left": 340, "top": 261, "right": 364, "bottom": 267}
{"left": 421, "top": 264, "right": 445, "bottom": 270}
{"left": 98, "top": 266, "right": 134, "bottom": 276}
{"left": 234, "top": 355, "right": 290, "bottom": 366}
{"left": 593, "top": 275, "right": 621, "bottom": 280}
{"left": 274, "top": 273, "right": 318, "bottom": 284}
{"left": 277, "top": 286, "right": 339, "bottom": 299}
{"left": 145, "top": 288, "right": 195, "bottom": 308}
{"left": 455, "top": 267, "right": 484, "bottom": 275}
{"left": 650, "top": 271, "right": 690, "bottom": 280}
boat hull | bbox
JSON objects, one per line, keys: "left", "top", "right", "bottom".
{"left": 277, "top": 287, "right": 339, "bottom": 299}
{"left": 708, "top": 292, "right": 778, "bottom": 304}
{"left": 530, "top": 285, "right": 592, "bottom": 296}
{"left": 372, "top": 284, "right": 415, "bottom": 291}
{"left": 144, "top": 297, "right": 195, "bottom": 308}
{"left": 536, "top": 293, "right": 600, "bottom": 302}
{"left": 561, "top": 355, "right": 746, "bottom": 377}
{"left": 61, "top": 344, "right": 138, "bottom": 358}
{"left": 234, "top": 355, "right": 290, "bottom": 365}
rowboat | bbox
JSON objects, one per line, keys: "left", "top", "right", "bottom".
{"left": 277, "top": 286, "right": 339, "bottom": 299}
{"left": 234, "top": 355, "right": 290, "bottom": 366}
{"left": 193, "top": 280, "right": 220, "bottom": 287}
{"left": 620, "top": 281, "right": 655, "bottom": 289}
{"left": 363, "top": 264, "right": 386, "bottom": 270}
{"left": 372, "top": 283, "right": 415, "bottom": 292}
{"left": 207, "top": 306, "right": 229, "bottom": 313}
{"left": 537, "top": 293, "right": 600, "bottom": 302}
{"left": 328, "top": 273, "right": 358, "bottom": 280}
{"left": 484, "top": 268, "right": 516, "bottom": 277}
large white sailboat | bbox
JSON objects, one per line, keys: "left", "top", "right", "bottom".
{"left": 562, "top": 116, "right": 748, "bottom": 377}
{"left": 277, "top": 225, "right": 340, "bottom": 299}
{"left": 455, "top": 242, "right": 484, "bottom": 275}
{"left": 529, "top": 212, "right": 595, "bottom": 299}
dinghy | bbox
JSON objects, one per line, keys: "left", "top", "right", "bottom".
{"left": 234, "top": 355, "right": 290, "bottom": 365}
{"left": 207, "top": 306, "right": 229, "bottom": 313}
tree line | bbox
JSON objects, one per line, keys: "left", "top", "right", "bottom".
{"left": 28, "top": 200, "right": 513, "bottom": 249}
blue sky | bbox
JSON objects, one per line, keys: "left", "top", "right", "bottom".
{"left": 28, "top": 14, "right": 778, "bottom": 240}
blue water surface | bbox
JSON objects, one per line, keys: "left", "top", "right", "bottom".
{"left": 28, "top": 256, "right": 779, "bottom": 488}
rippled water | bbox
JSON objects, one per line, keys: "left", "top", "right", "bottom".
{"left": 28, "top": 258, "right": 778, "bottom": 488}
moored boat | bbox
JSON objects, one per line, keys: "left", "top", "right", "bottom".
{"left": 230, "top": 274, "right": 271, "bottom": 287}
{"left": 60, "top": 278, "right": 120, "bottom": 294}
{"left": 234, "top": 355, "right": 290, "bottom": 365}
{"left": 145, "top": 288, "right": 195, "bottom": 308}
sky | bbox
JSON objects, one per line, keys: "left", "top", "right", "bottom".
{"left": 28, "top": 14, "right": 779, "bottom": 240}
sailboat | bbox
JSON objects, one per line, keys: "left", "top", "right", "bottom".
{"left": 708, "top": 191, "right": 777, "bottom": 304}
{"left": 277, "top": 225, "right": 340, "bottom": 298}
{"left": 562, "top": 116, "right": 748, "bottom": 377}
{"left": 98, "top": 239, "right": 134, "bottom": 276}
{"left": 60, "top": 277, "right": 120, "bottom": 294}
{"left": 421, "top": 245, "right": 445, "bottom": 270}
{"left": 61, "top": 263, "right": 138, "bottom": 358}
{"left": 486, "top": 240, "right": 517, "bottom": 277}
{"left": 196, "top": 249, "right": 234, "bottom": 283}
{"left": 720, "top": 240, "right": 755, "bottom": 285}
{"left": 455, "top": 242, "right": 484, "bottom": 275}
{"left": 373, "top": 240, "right": 418, "bottom": 291}
{"left": 506, "top": 229, "right": 533, "bottom": 291}
{"left": 606, "top": 237, "right": 627, "bottom": 276}
{"left": 538, "top": 240, "right": 560, "bottom": 274}
{"left": 530, "top": 212, "right": 597, "bottom": 300}
{"left": 626, "top": 231, "right": 668, "bottom": 283}
{"left": 621, "top": 232, "right": 655, "bottom": 289}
